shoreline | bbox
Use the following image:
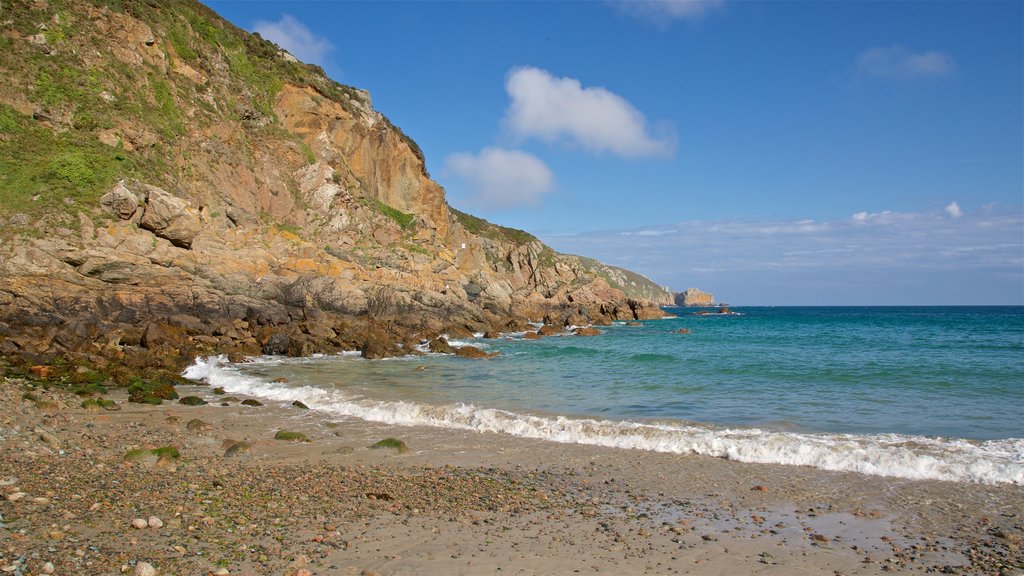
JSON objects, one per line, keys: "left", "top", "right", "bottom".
{"left": 187, "top": 353, "right": 1024, "bottom": 486}
{"left": 3, "top": 376, "right": 1022, "bottom": 575}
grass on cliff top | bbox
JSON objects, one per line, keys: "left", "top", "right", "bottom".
{"left": 450, "top": 207, "right": 539, "bottom": 246}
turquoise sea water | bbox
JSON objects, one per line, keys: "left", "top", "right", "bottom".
{"left": 185, "top": 306, "right": 1024, "bottom": 484}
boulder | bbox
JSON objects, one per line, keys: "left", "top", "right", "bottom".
{"left": 537, "top": 324, "right": 562, "bottom": 337}
{"left": 573, "top": 327, "right": 602, "bottom": 337}
{"left": 454, "top": 345, "right": 499, "bottom": 359}
{"left": 427, "top": 337, "right": 455, "bottom": 354}
{"left": 139, "top": 187, "right": 201, "bottom": 248}
{"left": 99, "top": 181, "right": 140, "bottom": 219}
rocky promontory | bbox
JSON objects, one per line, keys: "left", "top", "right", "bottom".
{"left": 0, "top": 0, "right": 669, "bottom": 372}
{"left": 674, "top": 288, "right": 716, "bottom": 307}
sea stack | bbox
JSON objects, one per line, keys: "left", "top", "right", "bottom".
{"left": 674, "top": 288, "right": 715, "bottom": 307}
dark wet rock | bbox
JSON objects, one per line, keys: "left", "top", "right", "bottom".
{"left": 274, "top": 430, "right": 310, "bottom": 442}
{"left": 240, "top": 398, "right": 263, "bottom": 407}
{"left": 428, "top": 337, "right": 455, "bottom": 354}
{"left": 178, "top": 395, "right": 208, "bottom": 406}
{"left": 454, "top": 345, "right": 499, "bottom": 359}
{"left": 291, "top": 400, "right": 309, "bottom": 410}
{"left": 537, "top": 325, "right": 562, "bottom": 337}
{"left": 370, "top": 437, "right": 408, "bottom": 453}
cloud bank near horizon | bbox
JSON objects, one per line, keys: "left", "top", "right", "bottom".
{"left": 542, "top": 204, "right": 1023, "bottom": 305}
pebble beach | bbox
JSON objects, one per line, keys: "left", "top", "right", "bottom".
{"left": 1, "top": 376, "right": 1022, "bottom": 576}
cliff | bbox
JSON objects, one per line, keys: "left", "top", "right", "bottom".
{"left": 0, "top": 0, "right": 669, "bottom": 368}
{"left": 674, "top": 288, "right": 715, "bottom": 307}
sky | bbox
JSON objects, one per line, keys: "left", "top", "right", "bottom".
{"left": 204, "top": 0, "right": 1023, "bottom": 305}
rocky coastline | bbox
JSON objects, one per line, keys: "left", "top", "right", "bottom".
{"left": 0, "top": 0, "right": 667, "bottom": 379}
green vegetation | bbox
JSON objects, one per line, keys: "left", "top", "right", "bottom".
{"left": 1, "top": 0, "right": 441, "bottom": 229}
{"left": 178, "top": 395, "right": 208, "bottom": 406}
{"left": 126, "top": 379, "right": 179, "bottom": 405}
{"left": 166, "top": 26, "right": 197, "bottom": 60}
{"left": 451, "top": 207, "right": 539, "bottom": 246}
{"left": 80, "top": 397, "right": 118, "bottom": 410}
{"left": 0, "top": 104, "right": 126, "bottom": 217}
{"left": 364, "top": 197, "right": 415, "bottom": 230}
{"left": 151, "top": 77, "right": 184, "bottom": 137}
{"left": 300, "top": 142, "right": 316, "bottom": 164}
{"left": 369, "top": 437, "right": 409, "bottom": 453}
{"left": 274, "top": 430, "right": 310, "bottom": 442}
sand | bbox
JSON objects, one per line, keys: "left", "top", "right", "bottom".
{"left": 1, "top": 377, "right": 1021, "bottom": 576}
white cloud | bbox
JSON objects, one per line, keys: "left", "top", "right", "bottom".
{"left": 444, "top": 147, "right": 555, "bottom": 209}
{"left": 614, "top": 0, "right": 724, "bottom": 26}
{"left": 856, "top": 45, "right": 955, "bottom": 79}
{"left": 542, "top": 205, "right": 1023, "bottom": 304}
{"left": 945, "top": 201, "right": 963, "bottom": 218}
{"left": 504, "top": 67, "right": 675, "bottom": 158}
{"left": 253, "top": 15, "right": 333, "bottom": 65}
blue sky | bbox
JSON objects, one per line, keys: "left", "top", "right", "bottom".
{"left": 205, "top": 0, "right": 1023, "bottom": 305}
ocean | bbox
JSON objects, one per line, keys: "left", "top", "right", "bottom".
{"left": 184, "top": 306, "right": 1024, "bottom": 485}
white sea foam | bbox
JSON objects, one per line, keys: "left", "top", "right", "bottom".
{"left": 183, "top": 356, "right": 1024, "bottom": 485}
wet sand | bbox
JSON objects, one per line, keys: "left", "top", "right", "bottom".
{"left": 1, "top": 378, "right": 1021, "bottom": 575}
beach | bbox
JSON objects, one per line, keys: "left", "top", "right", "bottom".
{"left": 2, "top": 376, "right": 1021, "bottom": 576}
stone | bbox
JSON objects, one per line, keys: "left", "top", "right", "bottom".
{"left": 133, "top": 561, "right": 157, "bottom": 576}
{"left": 178, "top": 396, "right": 208, "bottom": 406}
{"left": 131, "top": 518, "right": 148, "bottom": 529}
{"left": 573, "top": 327, "right": 602, "bottom": 337}
{"left": 99, "top": 181, "right": 140, "bottom": 219}
{"left": 454, "top": 345, "right": 499, "bottom": 359}
{"left": 139, "top": 186, "right": 200, "bottom": 248}
{"left": 41, "top": 562, "right": 54, "bottom": 574}
{"left": 291, "top": 400, "right": 309, "bottom": 409}
{"left": 274, "top": 431, "right": 310, "bottom": 442}
{"left": 185, "top": 418, "right": 212, "bottom": 432}
{"left": 223, "top": 441, "right": 251, "bottom": 458}
{"left": 147, "top": 516, "right": 163, "bottom": 528}
{"left": 369, "top": 438, "right": 408, "bottom": 453}
{"left": 29, "top": 365, "right": 52, "bottom": 379}
{"left": 537, "top": 324, "right": 562, "bottom": 337}
{"left": 240, "top": 398, "right": 262, "bottom": 406}
{"left": 427, "top": 337, "right": 455, "bottom": 354}
{"left": 34, "top": 427, "right": 60, "bottom": 449}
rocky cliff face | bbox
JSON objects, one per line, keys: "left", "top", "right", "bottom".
{"left": 0, "top": 0, "right": 668, "bottom": 368}
{"left": 674, "top": 288, "right": 715, "bottom": 307}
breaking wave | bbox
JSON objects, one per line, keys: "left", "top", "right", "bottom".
{"left": 184, "top": 355, "right": 1023, "bottom": 485}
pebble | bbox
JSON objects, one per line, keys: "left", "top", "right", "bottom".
{"left": 148, "top": 516, "right": 163, "bottom": 528}
{"left": 6, "top": 492, "right": 26, "bottom": 501}
{"left": 209, "top": 569, "right": 229, "bottom": 576}
{"left": 134, "top": 561, "right": 157, "bottom": 576}
{"left": 131, "top": 518, "right": 148, "bottom": 529}
{"left": 41, "top": 562, "right": 55, "bottom": 574}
